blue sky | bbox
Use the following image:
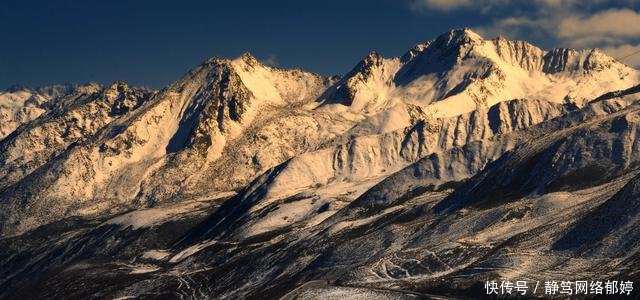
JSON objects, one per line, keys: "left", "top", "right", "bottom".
{"left": 1, "top": 0, "right": 639, "bottom": 88}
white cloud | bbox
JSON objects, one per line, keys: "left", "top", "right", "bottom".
{"left": 601, "top": 43, "right": 640, "bottom": 68}
{"left": 564, "top": 35, "right": 627, "bottom": 48}
{"left": 474, "top": 16, "right": 552, "bottom": 40}
{"left": 558, "top": 9, "right": 640, "bottom": 40}
{"left": 469, "top": 5, "right": 640, "bottom": 48}
{"left": 263, "top": 54, "right": 279, "bottom": 67}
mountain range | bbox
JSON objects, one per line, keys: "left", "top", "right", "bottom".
{"left": 1, "top": 28, "right": 639, "bottom": 299}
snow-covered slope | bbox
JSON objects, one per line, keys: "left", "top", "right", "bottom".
{"left": 1, "top": 29, "right": 638, "bottom": 236}
{"left": 0, "top": 54, "right": 335, "bottom": 236}
{"left": 0, "top": 84, "right": 76, "bottom": 140}
{"left": 124, "top": 87, "right": 640, "bottom": 299}
{"left": 320, "top": 28, "right": 638, "bottom": 120}
{"left": 91, "top": 88, "right": 638, "bottom": 299}
{"left": 194, "top": 99, "right": 570, "bottom": 240}
{"left": 0, "top": 82, "right": 152, "bottom": 190}
{"left": 2, "top": 28, "right": 640, "bottom": 299}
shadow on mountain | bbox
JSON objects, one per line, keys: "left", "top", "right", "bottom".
{"left": 553, "top": 173, "right": 640, "bottom": 254}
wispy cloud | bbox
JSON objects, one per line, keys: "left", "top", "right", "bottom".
{"left": 263, "top": 54, "right": 279, "bottom": 67}
{"left": 558, "top": 9, "right": 640, "bottom": 45}
{"left": 602, "top": 43, "right": 640, "bottom": 67}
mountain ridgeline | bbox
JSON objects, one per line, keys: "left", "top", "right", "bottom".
{"left": 1, "top": 28, "right": 640, "bottom": 299}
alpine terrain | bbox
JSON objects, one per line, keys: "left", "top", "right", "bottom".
{"left": 1, "top": 28, "right": 640, "bottom": 299}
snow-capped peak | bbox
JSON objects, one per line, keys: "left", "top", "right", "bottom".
{"left": 238, "top": 52, "right": 261, "bottom": 66}
{"left": 1, "top": 28, "right": 639, "bottom": 238}
{"left": 228, "top": 52, "right": 332, "bottom": 106}
{"left": 435, "top": 27, "right": 484, "bottom": 48}
{"left": 318, "top": 50, "right": 401, "bottom": 112}
{"left": 319, "top": 28, "right": 639, "bottom": 117}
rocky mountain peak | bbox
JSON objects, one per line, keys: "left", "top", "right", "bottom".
{"left": 490, "top": 36, "right": 546, "bottom": 71}
{"left": 239, "top": 52, "right": 261, "bottom": 66}
{"left": 400, "top": 42, "right": 431, "bottom": 63}
{"left": 102, "top": 81, "right": 152, "bottom": 115}
{"left": 352, "top": 50, "right": 386, "bottom": 76}
{"left": 162, "top": 57, "right": 255, "bottom": 153}
{"left": 542, "top": 47, "right": 619, "bottom": 74}
{"left": 73, "top": 82, "right": 103, "bottom": 95}
{"left": 364, "top": 50, "right": 383, "bottom": 63}
{"left": 104, "top": 80, "right": 132, "bottom": 96}
{"left": 395, "top": 29, "right": 487, "bottom": 78}
{"left": 434, "top": 28, "right": 484, "bottom": 49}
{"left": 35, "top": 83, "right": 76, "bottom": 100}
{"left": 318, "top": 50, "right": 399, "bottom": 108}
{"left": 202, "top": 56, "right": 231, "bottom": 68}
